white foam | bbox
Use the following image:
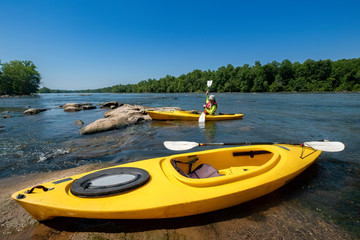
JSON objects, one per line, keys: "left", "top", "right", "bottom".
{"left": 37, "top": 148, "right": 70, "bottom": 162}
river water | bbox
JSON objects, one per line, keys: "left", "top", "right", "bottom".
{"left": 1, "top": 92, "right": 359, "bottom": 237}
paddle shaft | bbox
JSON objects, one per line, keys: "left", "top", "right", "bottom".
{"left": 199, "top": 142, "right": 297, "bottom": 147}
{"left": 199, "top": 80, "right": 213, "bottom": 123}
{"left": 198, "top": 141, "right": 344, "bottom": 152}
{"left": 164, "top": 140, "right": 344, "bottom": 152}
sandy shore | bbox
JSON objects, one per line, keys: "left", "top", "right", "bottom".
{"left": 0, "top": 163, "right": 351, "bottom": 240}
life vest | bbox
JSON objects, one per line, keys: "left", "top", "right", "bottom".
{"left": 204, "top": 101, "right": 217, "bottom": 115}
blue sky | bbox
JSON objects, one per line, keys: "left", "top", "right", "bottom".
{"left": 1, "top": 0, "right": 359, "bottom": 90}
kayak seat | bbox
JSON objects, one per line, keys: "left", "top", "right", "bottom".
{"left": 171, "top": 159, "right": 222, "bottom": 179}
{"left": 189, "top": 164, "right": 222, "bottom": 179}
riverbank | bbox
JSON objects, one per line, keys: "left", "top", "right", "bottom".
{"left": 1, "top": 163, "right": 351, "bottom": 240}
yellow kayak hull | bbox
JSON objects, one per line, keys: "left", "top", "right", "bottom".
{"left": 147, "top": 110, "right": 244, "bottom": 121}
{"left": 12, "top": 145, "right": 321, "bottom": 221}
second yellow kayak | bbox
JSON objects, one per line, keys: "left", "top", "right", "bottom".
{"left": 147, "top": 110, "right": 244, "bottom": 121}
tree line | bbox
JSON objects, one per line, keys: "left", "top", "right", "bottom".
{"left": 68, "top": 58, "right": 359, "bottom": 93}
{"left": 0, "top": 60, "right": 41, "bottom": 95}
{"left": 3, "top": 58, "right": 359, "bottom": 95}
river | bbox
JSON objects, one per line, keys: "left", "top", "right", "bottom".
{"left": 0, "top": 92, "right": 359, "bottom": 238}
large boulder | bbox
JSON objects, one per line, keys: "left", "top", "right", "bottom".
{"left": 79, "top": 104, "right": 182, "bottom": 135}
{"left": 80, "top": 104, "right": 148, "bottom": 135}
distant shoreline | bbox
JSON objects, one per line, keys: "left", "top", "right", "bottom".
{"left": 2, "top": 90, "right": 355, "bottom": 96}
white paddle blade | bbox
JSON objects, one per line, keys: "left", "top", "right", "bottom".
{"left": 207, "top": 80, "right": 213, "bottom": 88}
{"left": 198, "top": 112, "right": 205, "bottom": 123}
{"left": 303, "top": 141, "right": 345, "bottom": 152}
{"left": 164, "top": 141, "right": 199, "bottom": 151}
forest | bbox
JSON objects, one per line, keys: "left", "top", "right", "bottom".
{"left": 72, "top": 58, "right": 360, "bottom": 93}
{"left": 2, "top": 58, "right": 359, "bottom": 95}
{"left": 0, "top": 60, "right": 41, "bottom": 95}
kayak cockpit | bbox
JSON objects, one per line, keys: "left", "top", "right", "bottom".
{"left": 165, "top": 146, "right": 281, "bottom": 187}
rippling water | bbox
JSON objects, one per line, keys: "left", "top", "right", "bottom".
{"left": 1, "top": 92, "right": 359, "bottom": 237}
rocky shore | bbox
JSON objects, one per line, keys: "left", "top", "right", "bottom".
{"left": 0, "top": 163, "right": 351, "bottom": 240}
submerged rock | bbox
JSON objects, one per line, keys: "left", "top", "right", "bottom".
{"left": 23, "top": 108, "right": 49, "bottom": 115}
{"left": 80, "top": 104, "right": 181, "bottom": 135}
{"left": 75, "top": 120, "right": 84, "bottom": 126}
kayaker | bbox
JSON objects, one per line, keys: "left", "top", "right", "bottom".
{"left": 203, "top": 91, "right": 217, "bottom": 115}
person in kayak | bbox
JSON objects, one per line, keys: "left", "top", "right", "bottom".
{"left": 203, "top": 91, "right": 217, "bottom": 115}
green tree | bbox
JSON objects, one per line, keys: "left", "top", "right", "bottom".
{"left": 251, "top": 61, "right": 267, "bottom": 92}
{"left": 269, "top": 74, "right": 284, "bottom": 92}
{"left": 278, "top": 59, "right": 294, "bottom": 88}
{"left": 38, "top": 87, "right": 52, "bottom": 93}
{"left": 0, "top": 60, "right": 41, "bottom": 95}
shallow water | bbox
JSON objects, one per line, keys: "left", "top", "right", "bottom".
{"left": 1, "top": 92, "right": 359, "bottom": 237}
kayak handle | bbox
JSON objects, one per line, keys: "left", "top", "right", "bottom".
{"left": 25, "top": 185, "right": 54, "bottom": 194}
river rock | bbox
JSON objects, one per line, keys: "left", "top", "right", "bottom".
{"left": 82, "top": 104, "right": 97, "bottom": 110}
{"left": 2, "top": 115, "right": 12, "bottom": 118}
{"left": 101, "top": 101, "right": 123, "bottom": 109}
{"left": 148, "top": 106, "right": 183, "bottom": 112}
{"left": 79, "top": 104, "right": 182, "bottom": 135}
{"left": 23, "top": 108, "right": 49, "bottom": 115}
{"left": 75, "top": 120, "right": 84, "bottom": 126}
{"left": 64, "top": 103, "right": 82, "bottom": 112}
{"left": 64, "top": 103, "right": 96, "bottom": 112}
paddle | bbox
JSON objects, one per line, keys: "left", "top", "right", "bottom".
{"left": 163, "top": 140, "right": 345, "bottom": 152}
{"left": 199, "top": 80, "right": 213, "bottom": 123}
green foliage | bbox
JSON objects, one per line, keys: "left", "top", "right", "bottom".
{"left": 105, "top": 58, "right": 358, "bottom": 93}
{"left": 39, "top": 57, "right": 360, "bottom": 94}
{"left": 38, "top": 87, "right": 52, "bottom": 93}
{"left": 0, "top": 60, "right": 41, "bottom": 95}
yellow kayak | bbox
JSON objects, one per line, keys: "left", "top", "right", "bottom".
{"left": 12, "top": 144, "right": 322, "bottom": 221}
{"left": 147, "top": 110, "right": 244, "bottom": 121}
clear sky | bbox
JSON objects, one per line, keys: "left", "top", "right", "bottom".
{"left": 1, "top": 0, "right": 359, "bottom": 90}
